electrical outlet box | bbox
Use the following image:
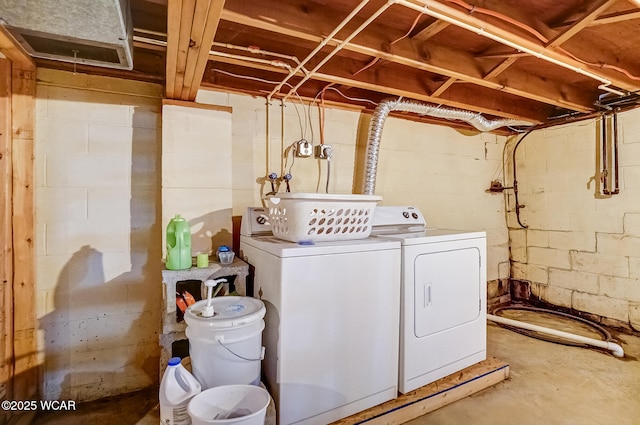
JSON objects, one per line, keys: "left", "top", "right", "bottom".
{"left": 295, "top": 140, "right": 313, "bottom": 158}
{"left": 315, "top": 144, "right": 333, "bottom": 159}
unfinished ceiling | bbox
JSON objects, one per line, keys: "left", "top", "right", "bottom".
{"left": 3, "top": 0, "right": 640, "bottom": 130}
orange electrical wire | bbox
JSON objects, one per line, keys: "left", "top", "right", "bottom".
{"left": 353, "top": 12, "right": 423, "bottom": 76}
{"left": 445, "top": 0, "right": 640, "bottom": 82}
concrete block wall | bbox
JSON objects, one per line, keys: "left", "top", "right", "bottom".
{"left": 35, "top": 69, "right": 163, "bottom": 401}
{"left": 195, "top": 89, "right": 510, "bottom": 283}
{"left": 509, "top": 108, "right": 640, "bottom": 330}
{"left": 161, "top": 102, "right": 233, "bottom": 256}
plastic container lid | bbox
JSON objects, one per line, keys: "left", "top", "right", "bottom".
{"left": 218, "top": 245, "right": 230, "bottom": 253}
{"left": 184, "top": 296, "right": 266, "bottom": 328}
{"left": 168, "top": 357, "right": 181, "bottom": 366}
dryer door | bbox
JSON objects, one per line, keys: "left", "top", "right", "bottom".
{"left": 413, "top": 247, "right": 481, "bottom": 338}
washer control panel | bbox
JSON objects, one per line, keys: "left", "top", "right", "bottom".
{"left": 240, "top": 207, "right": 272, "bottom": 236}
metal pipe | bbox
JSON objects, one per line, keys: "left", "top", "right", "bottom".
{"left": 209, "top": 50, "right": 294, "bottom": 71}
{"left": 603, "top": 112, "right": 620, "bottom": 195}
{"left": 510, "top": 129, "right": 537, "bottom": 228}
{"left": 211, "top": 41, "right": 309, "bottom": 74}
{"left": 268, "top": 0, "right": 372, "bottom": 100}
{"left": 361, "top": 98, "right": 535, "bottom": 195}
{"left": 282, "top": 0, "right": 395, "bottom": 102}
{"left": 487, "top": 314, "right": 624, "bottom": 358}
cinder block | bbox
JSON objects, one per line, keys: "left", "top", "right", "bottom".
{"left": 622, "top": 166, "right": 640, "bottom": 189}
{"left": 528, "top": 246, "right": 570, "bottom": 269}
{"left": 630, "top": 303, "right": 640, "bottom": 331}
{"left": 161, "top": 259, "right": 249, "bottom": 334}
{"left": 549, "top": 231, "right": 596, "bottom": 252}
{"left": 195, "top": 89, "right": 230, "bottom": 105}
{"left": 527, "top": 229, "right": 548, "bottom": 247}
{"left": 623, "top": 213, "right": 640, "bottom": 234}
{"left": 597, "top": 232, "right": 640, "bottom": 257}
{"left": 537, "top": 284, "right": 572, "bottom": 308}
{"left": 570, "top": 250, "right": 629, "bottom": 277}
{"left": 599, "top": 275, "right": 640, "bottom": 303}
{"left": 630, "top": 257, "right": 640, "bottom": 279}
{"left": 572, "top": 291, "right": 629, "bottom": 323}
{"left": 549, "top": 268, "right": 598, "bottom": 293}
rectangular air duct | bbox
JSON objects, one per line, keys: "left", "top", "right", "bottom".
{"left": 0, "top": 0, "right": 133, "bottom": 70}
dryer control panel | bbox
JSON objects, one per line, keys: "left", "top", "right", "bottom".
{"left": 372, "top": 206, "right": 426, "bottom": 229}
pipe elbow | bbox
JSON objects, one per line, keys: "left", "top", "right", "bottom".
{"left": 607, "top": 342, "right": 624, "bottom": 358}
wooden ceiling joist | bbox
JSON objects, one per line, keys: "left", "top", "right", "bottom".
{"left": 165, "top": 0, "right": 225, "bottom": 100}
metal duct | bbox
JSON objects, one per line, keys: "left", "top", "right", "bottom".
{"left": 361, "top": 98, "right": 535, "bottom": 195}
{"left": 0, "top": 0, "right": 133, "bottom": 70}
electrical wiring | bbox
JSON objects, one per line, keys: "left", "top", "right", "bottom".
{"left": 353, "top": 12, "right": 423, "bottom": 76}
{"left": 212, "top": 68, "right": 308, "bottom": 138}
{"left": 442, "top": 0, "right": 640, "bottom": 82}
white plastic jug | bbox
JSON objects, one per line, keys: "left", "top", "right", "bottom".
{"left": 160, "top": 357, "right": 202, "bottom": 425}
{"left": 184, "top": 280, "right": 266, "bottom": 389}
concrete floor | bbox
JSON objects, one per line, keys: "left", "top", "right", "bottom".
{"left": 32, "top": 316, "right": 640, "bottom": 425}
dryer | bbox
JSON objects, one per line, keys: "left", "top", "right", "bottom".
{"left": 372, "top": 206, "right": 487, "bottom": 394}
{"left": 240, "top": 207, "right": 401, "bottom": 424}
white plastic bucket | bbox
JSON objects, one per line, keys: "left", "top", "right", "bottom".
{"left": 188, "top": 384, "right": 270, "bottom": 425}
{"left": 185, "top": 296, "right": 266, "bottom": 389}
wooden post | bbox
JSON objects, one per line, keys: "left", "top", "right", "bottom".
{"left": 0, "top": 58, "right": 13, "bottom": 406}
{"left": 10, "top": 64, "right": 37, "bottom": 402}
{"left": 0, "top": 25, "right": 38, "bottom": 411}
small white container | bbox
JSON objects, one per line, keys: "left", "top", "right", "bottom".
{"left": 218, "top": 251, "right": 235, "bottom": 264}
{"left": 188, "top": 385, "right": 270, "bottom": 425}
{"left": 159, "top": 357, "right": 202, "bottom": 425}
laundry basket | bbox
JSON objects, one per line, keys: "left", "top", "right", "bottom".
{"left": 267, "top": 193, "right": 382, "bottom": 242}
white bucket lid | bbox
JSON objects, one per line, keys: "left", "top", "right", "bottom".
{"left": 184, "top": 296, "right": 266, "bottom": 329}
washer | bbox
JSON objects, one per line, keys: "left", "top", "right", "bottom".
{"left": 372, "top": 206, "right": 487, "bottom": 394}
{"left": 240, "top": 207, "right": 401, "bottom": 425}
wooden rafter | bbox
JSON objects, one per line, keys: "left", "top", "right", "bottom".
{"left": 546, "top": 0, "right": 619, "bottom": 49}
{"left": 407, "top": 0, "right": 638, "bottom": 92}
{"left": 553, "top": 9, "right": 640, "bottom": 27}
{"left": 411, "top": 20, "right": 451, "bottom": 42}
{"left": 480, "top": 0, "right": 617, "bottom": 82}
{"left": 165, "top": 0, "right": 225, "bottom": 100}
{"left": 220, "top": 5, "right": 594, "bottom": 113}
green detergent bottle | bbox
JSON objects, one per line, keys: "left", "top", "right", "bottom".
{"left": 166, "top": 214, "right": 192, "bottom": 270}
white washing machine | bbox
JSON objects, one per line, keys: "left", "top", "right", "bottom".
{"left": 372, "top": 206, "right": 487, "bottom": 394}
{"left": 240, "top": 208, "right": 401, "bottom": 425}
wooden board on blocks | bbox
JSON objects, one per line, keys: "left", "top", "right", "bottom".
{"left": 331, "top": 356, "right": 509, "bottom": 425}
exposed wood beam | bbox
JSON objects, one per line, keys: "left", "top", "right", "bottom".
{"left": 220, "top": 5, "right": 594, "bottom": 112}
{"left": 185, "top": 0, "right": 225, "bottom": 99}
{"left": 0, "top": 58, "right": 13, "bottom": 407}
{"left": 9, "top": 63, "right": 37, "bottom": 404}
{"left": 546, "top": 0, "right": 618, "bottom": 49}
{"left": 404, "top": 0, "right": 638, "bottom": 92}
{"left": 484, "top": 57, "right": 520, "bottom": 81}
{"left": 552, "top": 9, "right": 640, "bottom": 28}
{"left": 209, "top": 55, "right": 548, "bottom": 122}
{"left": 431, "top": 77, "right": 456, "bottom": 97}
{"left": 165, "top": 0, "right": 224, "bottom": 100}
{"left": 0, "top": 27, "right": 34, "bottom": 71}
{"left": 411, "top": 20, "right": 450, "bottom": 42}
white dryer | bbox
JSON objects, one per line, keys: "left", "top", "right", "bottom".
{"left": 240, "top": 207, "right": 401, "bottom": 425}
{"left": 372, "top": 206, "right": 487, "bottom": 394}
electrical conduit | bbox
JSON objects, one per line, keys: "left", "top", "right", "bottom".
{"left": 487, "top": 314, "right": 624, "bottom": 357}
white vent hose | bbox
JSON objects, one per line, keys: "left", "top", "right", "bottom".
{"left": 362, "top": 98, "right": 535, "bottom": 195}
{"left": 488, "top": 313, "right": 624, "bottom": 357}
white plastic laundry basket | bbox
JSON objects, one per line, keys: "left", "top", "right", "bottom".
{"left": 267, "top": 193, "right": 382, "bottom": 242}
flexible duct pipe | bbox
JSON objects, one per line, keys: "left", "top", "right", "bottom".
{"left": 487, "top": 314, "right": 624, "bottom": 358}
{"left": 361, "top": 98, "right": 534, "bottom": 195}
